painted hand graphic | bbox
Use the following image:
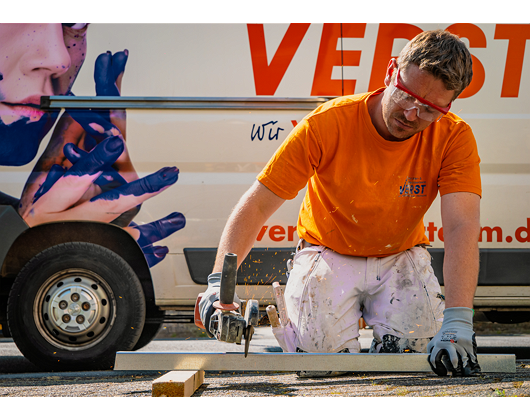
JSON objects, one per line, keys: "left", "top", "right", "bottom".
{"left": 19, "top": 50, "right": 134, "bottom": 217}
{"left": 18, "top": 50, "right": 186, "bottom": 267}
{"left": 128, "top": 213, "right": 186, "bottom": 267}
{"left": 26, "top": 136, "right": 183, "bottom": 267}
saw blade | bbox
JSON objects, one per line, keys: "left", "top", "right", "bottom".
{"left": 244, "top": 325, "right": 254, "bottom": 358}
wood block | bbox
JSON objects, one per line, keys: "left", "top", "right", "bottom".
{"left": 152, "top": 370, "right": 204, "bottom": 397}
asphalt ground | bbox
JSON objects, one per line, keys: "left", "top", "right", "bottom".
{"left": 1, "top": 324, "right": 530, "bottom": 403}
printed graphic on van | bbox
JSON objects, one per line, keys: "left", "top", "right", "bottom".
{"left": 0, "top": 23, "right": 185, "bottom": 267}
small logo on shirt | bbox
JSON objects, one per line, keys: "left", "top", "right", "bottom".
{"left": 399, "top": 177, "right": 427, "bottom": 198}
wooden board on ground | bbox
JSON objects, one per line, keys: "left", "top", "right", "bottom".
{"left": 152, "top": 370, "right": 204, "bottom": 397}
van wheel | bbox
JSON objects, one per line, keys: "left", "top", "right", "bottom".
{"left": 133, "top": 321, "right": 163, "bottom": 350}
{"left": 7, "top": 242, "right": 145, "bottom": 371}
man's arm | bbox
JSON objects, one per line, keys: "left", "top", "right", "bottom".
{"left": 427, "top": 191, "right": 482, "bottom": 376}
{"left": 440, "top": 191, "right": 481, "bottom": 308}
{"left": 213, "top": 180, "right": 286, "bottom": 271}
{"left": 198, "top": 180, "right": 285, "bottom": 337}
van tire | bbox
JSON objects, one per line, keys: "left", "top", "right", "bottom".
{"left": 133, "top": 321, "right": 163, "bottom": 350}
{"left": 7, "top": 242, "right": 145, "bottom": 371}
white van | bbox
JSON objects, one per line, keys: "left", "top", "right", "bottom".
{"left": 0, "top": 23, "right": 528, "bottom": 370}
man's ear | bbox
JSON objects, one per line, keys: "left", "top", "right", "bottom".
{"left": 384, "top": 58, "right": 398, "bottom": 87}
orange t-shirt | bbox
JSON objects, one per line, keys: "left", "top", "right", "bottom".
{"left": 257, "top": 91, "right": 482, "bottom": 257}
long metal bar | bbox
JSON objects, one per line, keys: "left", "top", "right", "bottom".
{"left": 40, "top": 96, "right": 329, "bottom": 110}
{"left": 114, "top": 352, "right": 516, "bottom": 373}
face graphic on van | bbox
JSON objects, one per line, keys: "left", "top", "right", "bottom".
{"left": 0, "top": 23, "right": 88, "bottom": 166}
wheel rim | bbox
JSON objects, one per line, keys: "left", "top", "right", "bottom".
{"left": 34, "top": 269, "right": 116, "bottom": 350}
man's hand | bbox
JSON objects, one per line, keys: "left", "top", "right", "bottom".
{"left": 427, "top": 307, "right": 482, "bottom": 377}
{"left": 198, "top": 272, "right": 243, "bottom": 340}
{"left": 198, "top": 273, "right": 222, "bottom": 338}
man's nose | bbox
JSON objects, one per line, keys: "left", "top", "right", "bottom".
{"left": 403, "top": 106, "right": 420, "bottom": 121}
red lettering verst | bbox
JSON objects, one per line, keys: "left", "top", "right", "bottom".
{"left": 269, "top": 225, "right": 286, "bottom": 241}
{"left": 288, "top": 225, "right": 297, "bottom": 242}
{"left": 311, "top": 23, "right": 366, "bottom": 96}
{"left": 368, "top": 23, "right": 422, "bottom": 92}
{"left": 445, "top": 23, "right": 486, "bottom": 99}
{"left": 257, "top": 225, "right": 297, "bottom": 242}
{"left": 248, "top": 23, "right": 311, "bottom": 95}
{"left": 495, "top": 24, "right": 530, "bottom": 98}
{"left": 256, "top": 225, "right": 268, "bottom": 241}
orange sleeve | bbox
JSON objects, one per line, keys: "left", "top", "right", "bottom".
{"left": 438, "top": 123, "right": 482, "bottom": 197}
{"left": 257, "top": 117, "right": 323, "bottom": 200}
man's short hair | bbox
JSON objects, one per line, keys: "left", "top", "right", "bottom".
{"left": 397, "top": 30, "right": 473, "bottom": 101}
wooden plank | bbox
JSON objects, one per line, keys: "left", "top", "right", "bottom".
{"left": 115, "top": 351, "right": 516, "bottom": 374}
{"left": 152, "top": 370, "right": 204, "bottom": 397}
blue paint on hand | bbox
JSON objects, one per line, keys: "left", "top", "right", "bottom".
{"left": 94, "top": 50, "right": 128, "bottom": 97}
{"left": 33, "top": 164, "right": 67, "bottom": 203}
{"left": 65, "top": 136, "right": 124, "bottom": 178}
{"left": 134, "top": 212, "right": 186, "bottom": 248}
{"left": 30, "top": 137, "right": 125, "bottom": 204}
{"left": 63, "top": 142, "right": 127, "bottom": 190}
{"left": 91, "top": 166, "right": 179, "bottom": 202}
{"left": 142, "top": 245, "right": 170, "bottom": 268}
{"left": 129, "top": 212, "right": 186, "bottom": 267}
{"left": 66, "top": 109, "right": 121, "bottom": 143}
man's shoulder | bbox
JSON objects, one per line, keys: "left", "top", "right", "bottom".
{"left": 439, "top": 111, "right": 472, "bottom": 131}
{"left": 315, "top": 92, "right": 374, "bottom": 112}
{"left": 307, "top": 91, "right": 374, "bottom": 120}
{"left": 419, "top": 111, "right": 474, "bottom": 143}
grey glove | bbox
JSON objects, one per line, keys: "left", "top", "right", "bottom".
{"left": 427, "top": 307, "right": 482, "bottom": 377}
{"left": 198, "top": 272, "right": 241, "bottom": 338}
{"left": 198, "top": 273, "right": 221, "bottom": 338}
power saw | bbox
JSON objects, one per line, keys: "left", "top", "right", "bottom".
{"left": 194, "top": 253, "right": 259, "bottom": 357}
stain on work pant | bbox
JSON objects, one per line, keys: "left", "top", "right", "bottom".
{"left": 278, "top": 244, "right": 445, "bottom": 354}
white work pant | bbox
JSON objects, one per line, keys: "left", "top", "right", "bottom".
{"left": 273, "top": 244, "right": 445, "bottom": 354}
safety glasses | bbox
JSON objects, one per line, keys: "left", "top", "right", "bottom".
{"left": 391, "top": 68, "right": 451, "bottom": 122}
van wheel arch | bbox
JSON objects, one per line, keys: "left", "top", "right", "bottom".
{"left": 2, "top": 221, "right": 164, "bottom": 351}
{"left": 7, "top": 242, "right": 146, "bottom": 370}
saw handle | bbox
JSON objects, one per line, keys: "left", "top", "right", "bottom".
{"left": 220, "top": 253, "right": 237, "bottom": 305}
{"left": 213, "top": 253, "right": 239, "bottom": 311}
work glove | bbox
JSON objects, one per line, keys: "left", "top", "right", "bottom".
{"left": 427, "top": 307, "right": 482, "bottom": 377}
{"left": 198, "top": 272, "right": 241, "bottom": 338}
{"left": 198, "top": 273, "right": 222, "bottom": 338}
